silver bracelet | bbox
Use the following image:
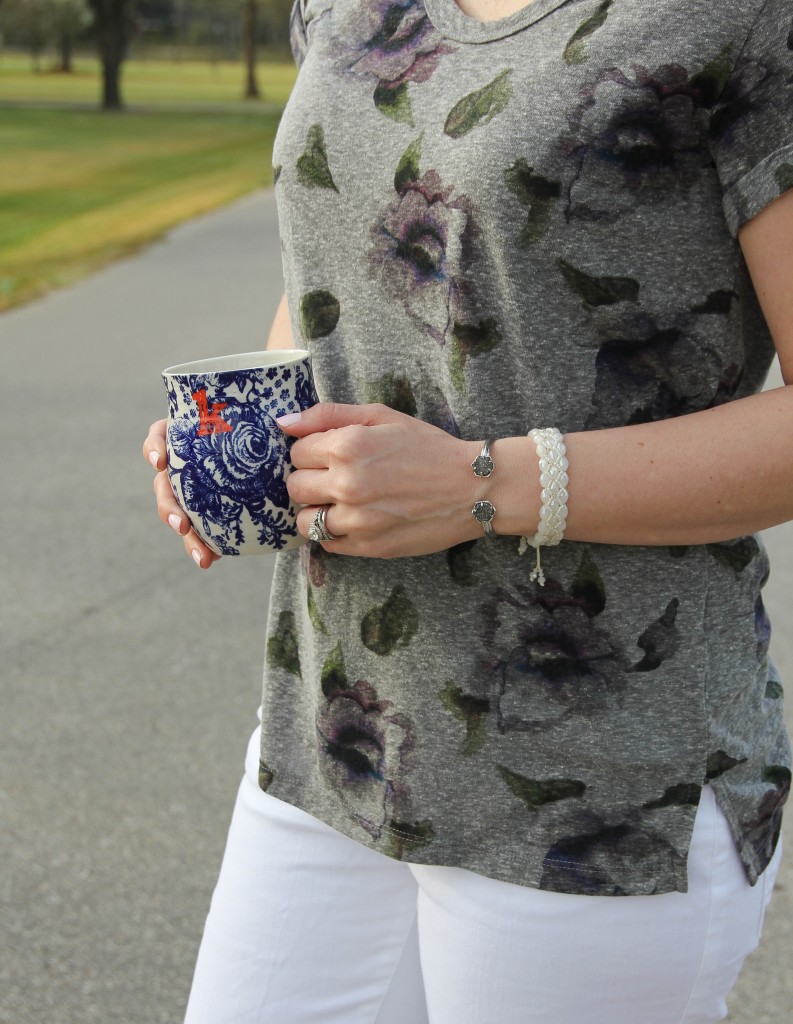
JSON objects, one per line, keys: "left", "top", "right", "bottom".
{"left": 471, "top": 438, "right": 497, "bottom": 537}
{"left": 518, "top": 427, "right": 568, "bottom": 585}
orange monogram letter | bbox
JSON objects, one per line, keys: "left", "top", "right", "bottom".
{"left": 192, "top": 389, "right": 233, "bottom": 436}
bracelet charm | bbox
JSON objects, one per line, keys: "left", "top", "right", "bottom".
{"left": 472, "top": 437, "right": 496, "bottom": 478}
{"left": 471, "top": 438, "right": 497, "bottom": 537}
{"left": 472, "top": 499, "right": 497, "bottom": 537}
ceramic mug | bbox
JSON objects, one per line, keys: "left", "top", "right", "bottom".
{"left": 162, "top": 350, "right": 319, "bottom": 555}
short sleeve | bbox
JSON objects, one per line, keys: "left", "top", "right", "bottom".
{"left": 708, "top": 0, "right": 793, "bottom": 237}
{"left": 289, "top": 0, "right": 309, "bottom": 69}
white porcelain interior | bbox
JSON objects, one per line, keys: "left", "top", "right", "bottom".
{"left": 163, "top": 350, "right": 310, "bottom": 377}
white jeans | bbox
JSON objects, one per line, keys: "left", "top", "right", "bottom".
{"left": 184, "top": 723, "right": 781, "bottom": 1024}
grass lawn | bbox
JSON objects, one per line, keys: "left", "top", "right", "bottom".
{"left": 0, "top": 106, "right": 283, "bottom": 311}
{"left": 0, "top": 52, "right": 297, "bottom": 108}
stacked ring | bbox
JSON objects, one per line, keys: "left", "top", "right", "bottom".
{"left": 308, "top": 505, "right": 338, "bottom": 543}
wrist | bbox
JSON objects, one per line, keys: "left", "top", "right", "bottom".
{"left": 487, "top": 437, "right": 542, "bottom": 537}
{"left": 461, "top": 436, "right": 542, "bottom": 540}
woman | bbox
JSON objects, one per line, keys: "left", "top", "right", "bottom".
{"left": 144, "top": 0, "right": 793, "bottom": 1020}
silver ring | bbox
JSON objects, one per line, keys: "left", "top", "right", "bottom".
{"left": 308, "top": 504, "right": 338, "bottom": 543}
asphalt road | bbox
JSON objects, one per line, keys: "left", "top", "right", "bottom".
{"left": 1, "top": 190, "right": 791, "bottom": 1023}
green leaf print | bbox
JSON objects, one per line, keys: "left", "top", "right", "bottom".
{"left": 449, "top": 318, "right": 502, "bottom": 394}
{"left": 365, "top": 373, "right": 418, "bottom": 416}
{"left": 630, "top": 598, "right": 680, "bottom": 673}
{"left": 691, "top": 289, "right": 738, "bottom": 315}
{"left": 296, "top": 124, "right": 339, "bottom": 192}
{"left": 394, "top": 133, "right": 424, "bottom": 194}
{"left": 503, "top": 158, "right": 561, "bottom": 245}
{"left": 775, "top": 163, "right": 793, "bottom": 193}
{"left": 259, "top": 759, "right": 275, "bottom": 791}
{"left": 374, "top": 80, "right": 414, "bottom": 126}
{"left": 446, "top": 539, "right": 477, "bottom": 586}
{"left": 570, "top": 549, "right": 606, "bottom": 618}
{"left": 562, "top": 0, "right": 613, "bottom": 66}
{"left": 440, "top": 681, "right": 490, "bottom": 756}
{"left": 299, "top": 289, "right": 340, "bottom": 340}
{"left": 444, "top": 69, "right": 513, "bottom": 139}
{"left": 762, "top": 765, "right": 792, "bottom": 788}
{"left": 706, "top": 750, "right": 748, "bottom": 780}
{"left": 557, "top": 258, "right": 640, "bottom": 307}
{"left": 641, "top": 783, "right": 701, "bottom": 810}
{"left": 706, "top": 537, "right": 759, "bottom": 577}
{"left": 689, "top": 42, "right": 736, "bottom": 106}
{"left": 361, "top": 585, "right": 419, "bottom": 655}
{"left": 383, "top": 819, "right": 436, "bottom": 859}
{"left": 307, "top": 586, "right": 327, "bottom": 634}
{"left": 766, "top": 680, "right": 784, "bottom": 700}
{"left": 266, "top": 610, "right": 301, "bottom": 678}
{"left": 497, "top": 765, "right": 586, "bottom": 809}
{"left": 321, "top": 641, "right": 348, "bottom": 696}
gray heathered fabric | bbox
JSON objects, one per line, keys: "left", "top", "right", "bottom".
{"left": 260, "top": 0, "right": 793, "bottom": 895}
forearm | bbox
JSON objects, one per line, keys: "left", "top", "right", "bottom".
{"left": 486, "top": 385, "right": 793, "bottom": 546}
{"left": 265, "top": 292, "right": 296, "bottom": 351}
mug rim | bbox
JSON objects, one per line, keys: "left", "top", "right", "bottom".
{"left": 162, "top": 349, "right": 310, "bottom": 377}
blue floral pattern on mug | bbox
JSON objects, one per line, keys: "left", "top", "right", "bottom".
{"left": 163, "top": 353, "right": 319, "bottom": 555}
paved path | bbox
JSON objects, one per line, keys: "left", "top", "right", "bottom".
{"left": 1, "top": 190, "right": 791, "bottom": 1023}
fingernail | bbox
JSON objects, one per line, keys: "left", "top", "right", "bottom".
{"left": 168, "top": 513, "right": 182, "bottom": 532}
{"left": 276, "top": 412, "right": 301, "bottom": 427}
{"left": 148, "top": 450, "right": 160, "bottom": 469}
{"left": 192, "top": 549, "right": 203, "bottom": 567}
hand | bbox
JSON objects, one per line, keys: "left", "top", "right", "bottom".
{"left": 142, "top": 419, "right": 221, "bottom": 570}
{"left": 279, "top": 403, "right": 484, "bottom": 558}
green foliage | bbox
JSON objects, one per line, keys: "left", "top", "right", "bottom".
{"left": 299, "top": 289, "right": 341, "bottom": 340}
{"left": 444, "top": 69, "right": 513, "bottom": 139}
{"left": 0, "top": 0, "right": 92, "bottom": 46}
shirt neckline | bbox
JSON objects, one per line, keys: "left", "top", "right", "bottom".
{"left": 423, "top": 0, "right": 574, "bottom": 43}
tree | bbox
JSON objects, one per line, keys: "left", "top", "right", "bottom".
{"left": 0, "top": 0, "right": 91, "bottom": 70}
{"left": 0, "top": 0, "right": 51, "bottom": 70}
{"left": 87, "top": 0, "right": 137, "bottom": 110}
{"left": 51, "top": 0, "right": 92, "bottom": 72}
{"left": 241, "top": 0, "right": 259, "bottom": 99}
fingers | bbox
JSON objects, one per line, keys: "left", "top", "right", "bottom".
{"left": 152, "top": 467, "right": 219, "bottom": 569}
{"left": 296, "top": 503, "right": 347, "bottom": 543}
{"left": 153, "top": 467, "right": 190, "bottom": 533}
{"left": 286, "top": 467, "right": 330, "bottom": 505}
{"left": 183, "top": 530, "right": 221, "bottom": 570}
{"left": 143, "top": 418, "right": 168, "bottom": 472}
{"left": 276, "top": 402, "right": 397, "bottom": 437}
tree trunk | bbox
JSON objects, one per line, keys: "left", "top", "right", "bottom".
{"left": 59, "top": 34, "right": 73, "bottom": 73}
{"left": 242, "top": 0, "right": 260, "bottom": 100}
{"left": 101, "top": 49, "right": 123, "bottom": 108}
{"left": 89, "top": 1, "right": 130, "bottom": 111}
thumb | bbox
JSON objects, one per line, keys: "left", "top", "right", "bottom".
{"left": 275, "top": 401, "right": 396, "bottom": 436}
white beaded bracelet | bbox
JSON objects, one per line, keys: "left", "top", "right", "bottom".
{"left": 518, "top": 427, "right": 568, "bottom": 586}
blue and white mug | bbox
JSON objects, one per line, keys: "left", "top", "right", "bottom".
{"left": 162, "top": 350, "right": 319, "bottom": 555}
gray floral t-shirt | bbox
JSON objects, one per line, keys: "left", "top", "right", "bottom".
{"left": 261, "top": 0, "right": 793, "bottom": 895}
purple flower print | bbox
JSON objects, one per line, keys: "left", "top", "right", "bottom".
{"left": 579, "top": 302, "right": 745, "bottom": 429}
{"left": 329, "top": 0, "right": 455, "bottom": 123}
{"left": 479, "top": 552, "right": 680, "bottom": 734}
{"left": 561, "top": 56, "right": 731, "bottom": 223}
{"left": 740, "top": 766, "right": 790, "bottom": 869}
{"left": 369, "top": 168, "right": 473, "bottom": 343}
{"left": 316, "top": 642, "right": 429, "bottom": 854}
{"left": 540, "top": 805, "right": 692, "bottom": 896}
{"left": 330, "top": 0, "right": 453, "bottom": 87}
